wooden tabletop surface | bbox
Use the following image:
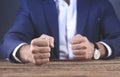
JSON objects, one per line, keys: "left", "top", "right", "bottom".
{"left": 0, "top": 58, "right": 120, "bottom": 77}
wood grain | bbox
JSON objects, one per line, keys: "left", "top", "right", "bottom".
{"left": 0, "top": 59, "right": 120, "bottom": 77}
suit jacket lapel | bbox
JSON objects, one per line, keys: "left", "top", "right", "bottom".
{"left": 42, "top": 0, "right": 59, "bottom": 58}
{"left": 77, "top": 0, "right": 90, "bottom": 34}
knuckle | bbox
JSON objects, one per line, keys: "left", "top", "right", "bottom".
{"left": 76, "top": 34, "right": 81, "bottom": 37}
{"left": 44, "top": 40, "right": 49, "bottom": 46}
{"left": 73, "top": 51, "right": 76, "bottom": 55}
{"left": 33, "top": 55, "right": 37, "bottom": 60}
{"left": 41, "top": 34, "right": 46, "bottom": 36}
{"left": 29, "top": 53, "right": 49, "bottom": 65}
{"left": 34, "top": 59, "right": 43, "bottom": 65}
{"left": 41, "top": 58, "right": 49, "bottom": 64}
{"left": 47, "top": 53, "right": 51, "bottom": 58}
{"left": 51, "top": 37, "right": 54, "bottom": 41}
{"left": 31, "top": 47, "right": 37, "bottom": 53}
{"left": 73, "top": 51, "right": 77, "bottom": 55}
{"left": 41, "top": 47, "right": 50, "bottom": 53}
{"left": 44, "top": 53, "right": 50, "bottom": 58}
{"left": 46, "top": 47, "right": 51, "bottom": 52}
{"left": 73, "top": 52, "right": 77, "bottom": 55}
{"left": 39, "top": 54, "right": 43, "bottom": 58}
{"left": 31, "top": 39, "right": 37, "bottom": 45}
{"left": 83, "top": 36, "right": 87, "bottom": 40}
{"left": 45, "top": 58, "right": 50, "bottom": 62}
{"left": 34, "top": 60, "right": 40, "bottom": 65}
{"left": 40, "top": 53, "right": 50, "bottom": 59}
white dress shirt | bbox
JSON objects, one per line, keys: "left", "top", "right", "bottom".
{"left": 56, "top": 0, "right": 77, "bottom": 59}
{"left": 12, "top": 0, "right": 112, "bottom": 62}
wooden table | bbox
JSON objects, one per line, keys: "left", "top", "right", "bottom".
{"left": 0, "top": 58, "right": 120, "bottom": 77}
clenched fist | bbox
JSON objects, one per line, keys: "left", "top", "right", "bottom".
{"left": 71, "top": 34, "right": 95, "bottom": 60}
{"left": 71, "top": 34, "right": 107, "bottom": 60}
{"left": 17, "top": 34, "right": 54, "bottom": 65}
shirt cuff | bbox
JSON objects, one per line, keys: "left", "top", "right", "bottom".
{"left": 99, "top": 41, "right": 112, "bottom": 57}
{"left": 12, "top": 43, "right": 27, "bottom": 63}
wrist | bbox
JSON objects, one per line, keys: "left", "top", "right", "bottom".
{"left": 96, "top": 43, "right": 107, "bottom": 58}
{"left": 93, "top": 42, "right": 100, "bottom": 60}
{"left": 92, "top": 42, "right": 107, "bottom": 60}
{"left": 16, "top": 44, "right": 30, "bottom": 63}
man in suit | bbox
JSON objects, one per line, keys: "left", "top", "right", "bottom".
{"left": 1, "top": 0, "right": 120, "bottom": 65}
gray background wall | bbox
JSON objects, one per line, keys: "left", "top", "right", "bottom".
{"left": 109, "top": 0, "right": 120, "bottom": 20}
{"left": 0, "top": 0, "right": 120, "bottom": 40}
{"left": 0, "top": 0, "right": 20, "bottom": 39}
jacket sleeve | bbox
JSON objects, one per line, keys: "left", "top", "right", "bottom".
{"left": 0, "top": 0, "right": 35, "bottom": 61}
{"left": 100, "top": 0, "right": 120, "bottom": 58}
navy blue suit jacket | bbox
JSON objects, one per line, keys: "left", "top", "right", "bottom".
{"left": 1, "top": 0, "right": 120, "bottom": 61}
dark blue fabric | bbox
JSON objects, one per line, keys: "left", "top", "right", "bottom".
{"left": 1, "top": 0, "right": 120, "bottom": 61}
